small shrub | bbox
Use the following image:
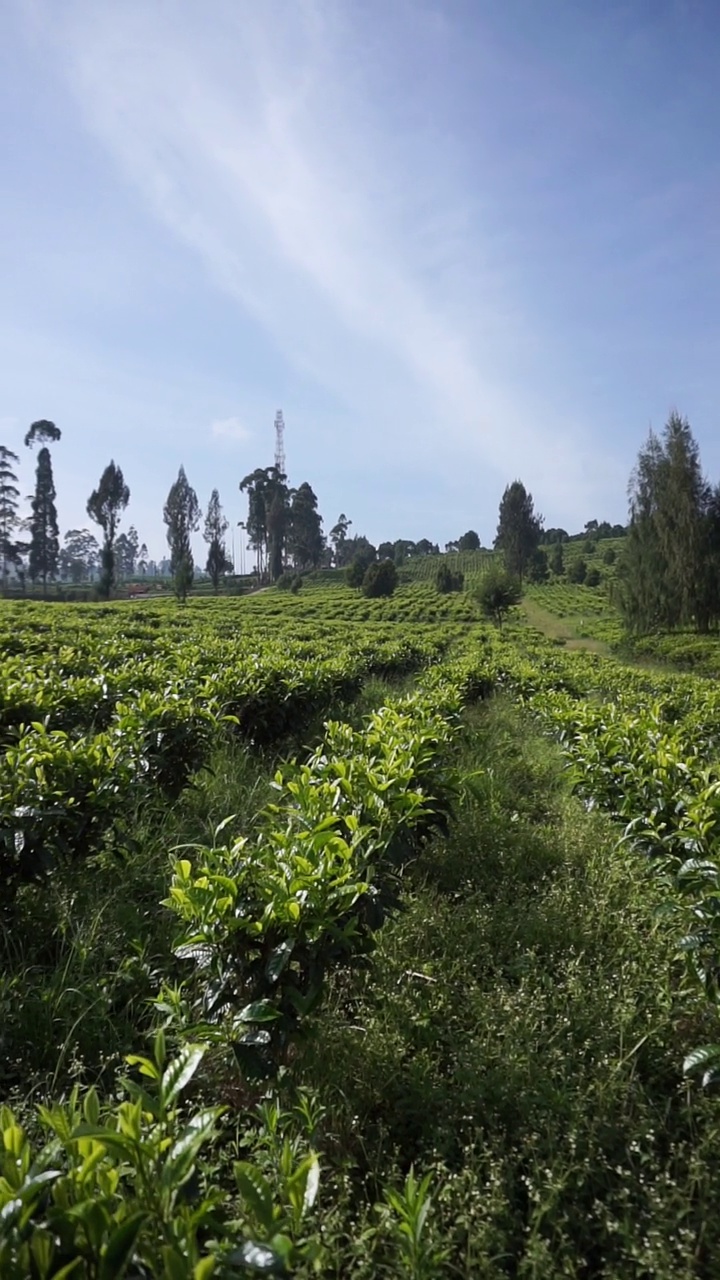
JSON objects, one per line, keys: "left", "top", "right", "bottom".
{"left": 290, "top": 574, "right": 303, "bottom": 594}
{"left": 586, "top": 567, "right": 601, "bottom": 588}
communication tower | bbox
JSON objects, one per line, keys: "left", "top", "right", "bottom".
{"left": 274, "top": 410, "right": 286, "bottom": 476}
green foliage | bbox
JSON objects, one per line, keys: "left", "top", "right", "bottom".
{"left": 527, "top": 546, "right": 549, "bottom": 583}
{"left": 567, "top": 556, "right": 587, "bottom": 583}
{"left": 346, "top": 545, "right": 376, "bottom": 588}
{"left": 619, "top": 412, "right": 720, "bottom": 633}
{"left": 435, "top": 563, "right": 464, "bottom": 594}
{"left": 494, "top": 480, "right": 543, "bottom": 582}
{"left": 457, "top": 530, "right": 480, "bottom": 552}
{"left": 240, "top": 467, "right": 288, "bottom": 581}
{"left": 586, "top": 566, "right": 601, "bottom": 588}
{"left": 549, "top": 541, "right": 564, "bottom": 576}
{"left": 164, "top": 467, "right": 200, "bottom": 602}
{"left": 28, "top": 448, "right": 60, "bottom": 593}
{"left": 0, "top": 446, "right": 21, "bottom": 590}
{"left": 475, "top": 565, "right": 521, "bottom": 625}
{"left": 87, "top": 462, "right": 130, "bottom": 600}
{"left": 203, "top": 489, "right": 229, "bottom": 593}
{"left": 287, "top": 482, "right": 324, "bottom": 571}
{"left": 362, "top": 558, "right": 398, "bottom": 598}
{"left": 163, "top": 693, "right": 457, "bottom": 1078}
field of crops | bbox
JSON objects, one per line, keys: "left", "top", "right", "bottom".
{"left": 4, "top": 582, "right": 720, "bottom": 1275}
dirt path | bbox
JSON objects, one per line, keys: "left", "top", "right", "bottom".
{"left": 520, "top": 597, "right": 612, "bottom": 657}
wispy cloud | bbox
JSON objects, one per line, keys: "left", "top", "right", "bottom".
{"left": 211, "top": 416, "right": 252, "bottom": 444}
{"left": 15, "top": 0, "right": 624, "bottom": 528}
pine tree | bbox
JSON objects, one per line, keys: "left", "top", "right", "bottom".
{"left": 28, "top": 448, "right": 60, "bottom": 593}
{"left": 0, "top": 446, "right": 21, "bottom": 592}
{"left": 619, "top": 413, "right": 717, "bottom": 633}
{"left": 494, "top": 481, "right": 543, "bottom": 583}
{"left": 164, "top": 466, "right": 200, "bottom": 602}
{"left": 204, "top": 489, "right": 229, "bottom": 593}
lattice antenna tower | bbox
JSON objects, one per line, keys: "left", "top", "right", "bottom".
{"left": 274, "top": 410, "right": 286, "bottom": 476}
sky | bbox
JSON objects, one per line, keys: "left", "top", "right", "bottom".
{"left": 2, "top": 0, "right": 720, "bottom": 561}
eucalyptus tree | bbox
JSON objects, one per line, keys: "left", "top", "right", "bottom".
{"left": 203, "top": 489, "right": 230, "bottom": 592}
{"left": 87, "top": 461, "right": 130, "bottom": 598}
{"left": 288, "top": 482, "right": 324, "bottom": 570}
{"left": 60, "top": 529, "right": 100, "bottom": 582}
{"left": 239, "top": 466, "right": 288, "bottom": 580}
{"left": 0, "top": 445, "right": 21, "bottom": 591}
{"left": 164, "top": 465, "right": 200, "bottom": 601}
{"left": 26, "top": 422, "right": 62, "bottom": 595}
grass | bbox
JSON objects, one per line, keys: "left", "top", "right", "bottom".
{"left": 296, "top": 698, "right": 720, "bottom": 1276}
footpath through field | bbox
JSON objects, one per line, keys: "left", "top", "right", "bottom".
{"left": 520, "top": 594, "right": 612, "bottom": 656}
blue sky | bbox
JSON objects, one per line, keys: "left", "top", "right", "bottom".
{"left": 2, "top": 0, "right": 720, "bottom": 560}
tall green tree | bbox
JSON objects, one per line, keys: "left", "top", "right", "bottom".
{"left": 164, "top": 466, "right": 200, "bottom": 601}
{"left": 288, "top": 482, "right": 324, "bottom": 570}
{"left": 28, "top": 448, "right": 60, "bottom": 594}
{"left": 87, "top": 461, "right": 130, "bottom": 599}
{"left": 203, "top": 489, "right": 230, "bottom": 592}
{"left": 239, "top": 466, "right": 288, "bottom": 579}
{"left": 0, "top": 446, "right": 21, "bottom": 592}
{"left": 25, "top": 420, "right": 62, "bottom": 596}
{"left": 60, "top": 529, "right": 100, "bottom": 583}
{"left": 458, "top": 530, "right": 481, "bottom": 551}
{"left": 329, "top": 513, "right": 352, "bottom": 566}
{"left": 494, "top": 481, "right": 543, "bottom": 584}
{"left": 619, "top": 413, "right": 717, "bottom": 633}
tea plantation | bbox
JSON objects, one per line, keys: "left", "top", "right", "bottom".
{"left": 3, "top": 580, "right": 720, "bottom": 1276}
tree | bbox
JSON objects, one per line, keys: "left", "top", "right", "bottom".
{"left": 347, "top": 544, "right": 377, "bottom": 587}
{"left": 28, "top": 448, "right": 60, "bottom": 593}
{"left": 164, "top": 465, "right": 200, "bottom": 601}
{"left": 115, "top": 527, "right": 140, "bottom": 580}
{"left": 618, "top": 413, "right": 717, "bottom": 633}
{"left": 330, "top": 514, "right": 353, "bottom": 567}
{"left": 87, "top": 461, "right": 130, "bottom": 599}
{"left": 288, "top": 482, "right": 324, "bottom": 570}
{"left": 239, "top": 466, "right": 288, "bottom": 579}
{"left": 458, "top": 530, "right": 481, "bottom": 552}
{"left": 363, "top": 558, "right": 398, "bottom": 598}
{"left": 527, "top": 547, "right": 549, "bottom": 583}
{"left": 204, "top": 489, "right": 230, "bottom": 593}
{"left": 60, "top": 529, "right": 100, "bottom": 582}
{"left": 436, "top": 564, "right": 464, "bottom": 593}
{"left": 0, "top": 446, "right": 21, "bottom": 591}
{"left": 25, "top": 420, "right": 62, "bottom": 597}
{"left": 475, "top": 565, "right": 521, "bottom": 626}
{"left": 25, "top": 420, "right": 61, "bottom": 449}
{"left": 494, "top": 481, "right": 543, "bottom": 583}
{"left": 550, "top": 542, "right": 565, "bottom": 576}
{"left": 568, "top": 557, "right": 587, "bottom": 584}
{"left": 138, "top": 543, "right": 149, "bottom": 575}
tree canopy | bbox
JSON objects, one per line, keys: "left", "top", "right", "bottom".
{"left": 87, "top": 461, "right": 130, "bottom": 598}
{"left": 164, "top": 466, "right": 200, "bottom": 601}
{"left": 494, "top": 481, "right": 543, "bottom": 583}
